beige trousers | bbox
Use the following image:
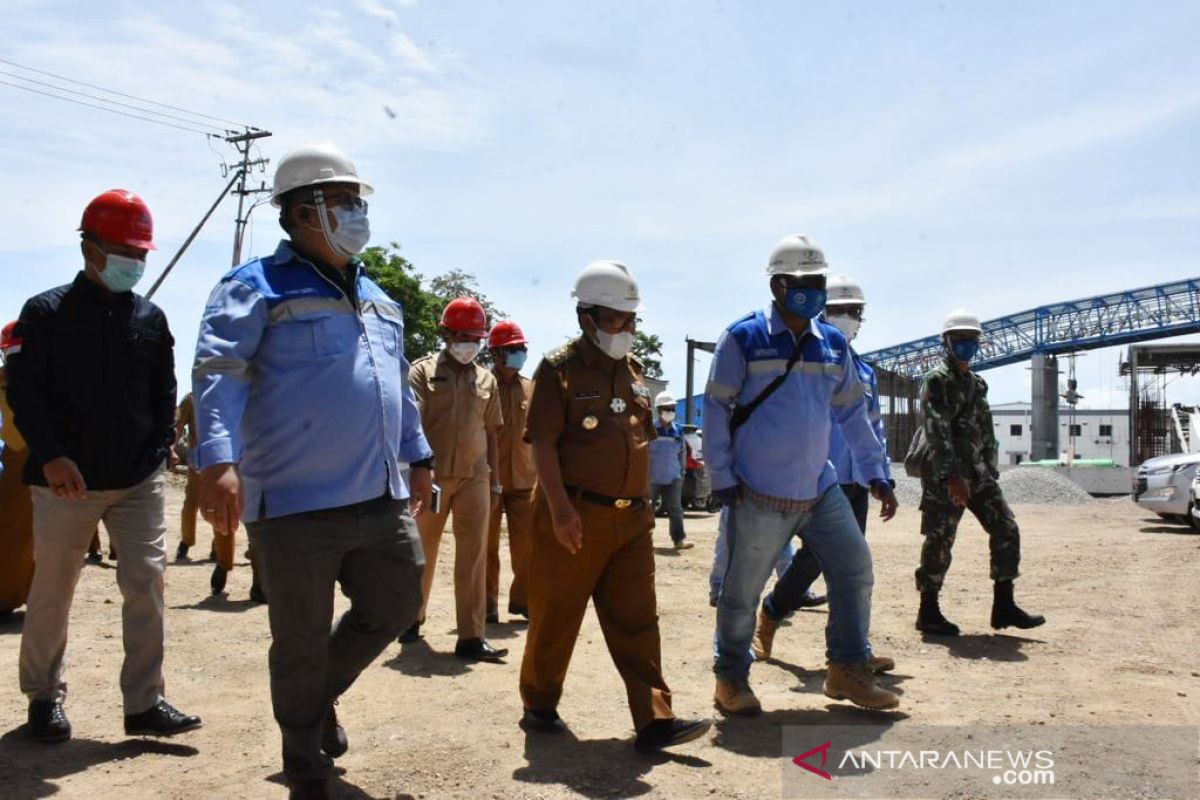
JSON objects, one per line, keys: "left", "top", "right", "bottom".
{"left": 416, "top": 473, "right": 490, "bottom": 641}
{"left": 19, "top": 468, "right": 167, "bottom": 714}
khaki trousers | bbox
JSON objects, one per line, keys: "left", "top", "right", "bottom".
{"left": 518, "top": 493, "right": 674, "bottom": 732}
{"left": 416, "top": 473, "right": 490, "bottom": 641}
{"left": 0, "top": 445, "right": 34, "bottom": 613}
{"left": 19, "top": 468, "right": 167, "bottom": 714}
{"left": 486, "top": 487, "right": 534, "bottom": 612}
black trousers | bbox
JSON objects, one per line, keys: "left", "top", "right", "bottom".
{"left": 764, "top": 483, "right": 869, "bottom": 619}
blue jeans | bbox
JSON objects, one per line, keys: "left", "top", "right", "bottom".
{"left": 651, "top": 478, "right": 686, "bottom": 542}
{"left": 713, "top": 486, "right": 873, "bottom": 679}
{"left": 709, "top": 506, "right": 794, "bottom": 602}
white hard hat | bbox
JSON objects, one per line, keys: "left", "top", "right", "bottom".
{"left": 654, "top": 391, "right": 676, "bottom": 408}
{"left": 825, "top": 274, "right": 865, "bottom": 306}
{"left": 766, "top": 234, "right": 829, "bottom": 277}
{"left": 571, "top": 260, "right": 642, "bottom": 312}
{"left": 943, "top": 309, "right": 983, "bottom": 335}
{"left": 271, "top": 142, "right": 374, "bottom": 206}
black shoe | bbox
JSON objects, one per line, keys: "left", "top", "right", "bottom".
{"left": 28, "top": 699, "right": 71, "bottom": 743}
{"left": 124, "top": 699, "right": 202, "bottom": 736}
{"left": 249, "top": 583, "right": 267, "bottom": 604}
{"left": 521, "top": 708, "right": 566, "bottom": 733}
{"left": 398, "top": 620, "right": 423, "bottom": 644}
{"left": 797, "top": 591, "right": 827, "bottom": 608}
{"left": 633, "top": 717, "right": 713, "bottom": 752}
{"left": 916, "top": 590, "right": 961, "bottom": 636}
{"left": 486, "top": 611, "right": 500, "bottom": 624}
{"left": 990, "top": 580, "right": 1046, "bottom": 630}
{"left": 709, "top": 595, "right": 718, "bottom": 608}
{"left": 208, "top": 548, "right": 217, "bottom": 562}
{"left": 210, "top": 565, "right": 228, "bottom": 595}
{"left": 85, "top": 551, "right": 103, "bottom": 564}
{"left": 321, "top": 703, "right": 348, "bottom": 758}
{"left": 175, "top": 542, "right": 190, "bottom": 562}
{"left": 454, "top": 638, "right": 508, "bottom": 662}
{"left": 288, "top": 779, "right": 331, "bottom": 800}
{"left": 507, "top": 604, "right": 529, "bottom": 619}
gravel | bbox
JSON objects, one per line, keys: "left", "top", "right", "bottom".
{"left": 889, "top": 467, "right": 1095, "bottom": 506}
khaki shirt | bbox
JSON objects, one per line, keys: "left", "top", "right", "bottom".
{"left": 524, "top": 335, "right": 655, "bottom": 499}
{"left": 410, "top": 351, "right": 502, "bottom": 479}
{"left": 176, "top": 392, "right": 197, "bottom": 450}
{"left": 494, "top": 372, "right": 537, "bottom": 491}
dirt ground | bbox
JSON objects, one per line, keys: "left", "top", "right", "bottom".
{"left": 1, "top": 481, "right": 1198, "bottom": 799}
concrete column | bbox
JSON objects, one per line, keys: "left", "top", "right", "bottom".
{"left": 1030, "top": 353, "right": 1060, "bottom": 461}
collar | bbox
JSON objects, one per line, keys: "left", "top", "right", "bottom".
{"left": 765, "top": 303, "right": 823, "bottom": 341}
{"left": 71, "top": 271, "right": 133, "bottom": 305}
{"left": 274, "top": 239, "right": 361, "bottom": 280}
{"left": 575, "top": 332, "right": 609, "bottom": 367}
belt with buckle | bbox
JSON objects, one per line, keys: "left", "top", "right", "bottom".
{"left": 565, "top": 486, "right": 645, "bottom": 510}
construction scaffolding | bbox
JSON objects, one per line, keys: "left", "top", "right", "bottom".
{"left": 1121, "top": 343, "right": 1200, "bottom": 465}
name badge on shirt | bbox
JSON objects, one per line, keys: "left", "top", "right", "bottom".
{"left": 574, "top": 390, "right": 601, "bottom": 400}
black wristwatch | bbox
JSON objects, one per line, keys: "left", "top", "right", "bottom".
{"left": 410, "top": 457, "right": 435, "bottom": 471}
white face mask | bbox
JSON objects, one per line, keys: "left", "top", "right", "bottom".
{"left": 593, "top": 329, "right": 634, "bottom": 360}
{"left": 448, "top": 341, "right": 481, "bottom": 364}
{"left": 315, "top": 203, "right": 371, "bottom": 257}
{"left": 659, "top": 410, "right": 676, "bottom": 423}
{"left": 826, "top": 314, "right": 862, "bottom": 341}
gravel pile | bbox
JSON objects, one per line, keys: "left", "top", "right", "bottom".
{"left": 998, "top": 467, "right": 1094, "bottom": 505}
{"left": 887, "top": 467, "right": 1095, "bottom": 506}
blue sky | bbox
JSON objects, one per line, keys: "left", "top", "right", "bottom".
{"left": 2, "top": 0, "right": 1199, "bottom": 411}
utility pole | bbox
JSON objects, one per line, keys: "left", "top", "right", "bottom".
{"left": 225, "top": 128, "right": 272, "bottom": 266}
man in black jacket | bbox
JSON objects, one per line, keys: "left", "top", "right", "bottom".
{"left": 6, "top": 189, "right": 200, "bottom": 743}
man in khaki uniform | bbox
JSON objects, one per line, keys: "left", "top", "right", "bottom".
{"left": 0, "top": 321, "right": 35, "bottom": 619}
{"left": 486, "top": 319, "right": 536, "bottom": 622}
{"left": 519, "top": 260, "right": 711, "bottom": 752}
{"left": 406, "top": 297, "right": 507, "bottom": 662}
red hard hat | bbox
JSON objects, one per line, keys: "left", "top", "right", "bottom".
{"left": 440, "top": 297, "right": 488, "bottom": 336}
{"left": 79, "top": 189, "right": 156, "bottom": 250}
{"left": 488, "top": 320, "right": 528, "bottom": 349}
{"left": 0, "top": 320, "right": 20, "bottom": 357}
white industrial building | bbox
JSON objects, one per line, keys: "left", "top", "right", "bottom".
{"left": 989, "top": 402, "right": 1129, "bottom": 465}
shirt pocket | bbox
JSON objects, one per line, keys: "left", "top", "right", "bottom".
{"left": 378, "top": 318, "right": 402, "bottom": 355}
{"left": 473, "top": 382, "right": 493, "bottom": 419}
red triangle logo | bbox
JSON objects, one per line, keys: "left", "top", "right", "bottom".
{"left": 792, "top": 741, "right": 833, "bottom": 781}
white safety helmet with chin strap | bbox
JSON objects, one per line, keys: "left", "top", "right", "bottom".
{"left": 942, "top": 309, "right": 983, "bottom": 335}
{"left": 571, "top": 260, "right": 643, "bottom": 312}
{"left": 654, "top": 391, "right": 676, "bottom": 409}
{"left": 766, "top": 234, "right": 829, "bottom": 277}
{"left": 271, "top": 142, "right": 374, "bottom": 206}
{"left": 825, "top": 274, "right": 865, "bottom": 306}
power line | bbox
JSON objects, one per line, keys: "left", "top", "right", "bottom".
{"left": 0, "top": 78, "right": 219, "bottom": 136}
{"left": 0, "top": 69, "right": 227, "bottom": 133}
{"left": 0, "top": 56, "right": 251, "bottom": 129}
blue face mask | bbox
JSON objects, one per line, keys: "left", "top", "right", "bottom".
{"left": 99, "top": 253, "right": 146, "bottom": 293}
{"left": 783, "top": 287, "right": 827, "bottom": 319}
{"left": 505, "top": 349, "right": 528, "bottom": 371}
{"left": 950, "top": 339, "right": 979, "bottom": 363}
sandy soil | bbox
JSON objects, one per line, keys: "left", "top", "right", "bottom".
{"left": 1, "top": 481, "right": 1198, "bottom": 799}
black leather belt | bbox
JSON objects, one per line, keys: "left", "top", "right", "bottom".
{"left": 565, "top": 486, "right": 646, "bottom": 510}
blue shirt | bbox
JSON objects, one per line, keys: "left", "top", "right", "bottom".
{"left": 703, "top": 304, "right": 887, "bottom": 501}
{"left": 192, "top": 240, "right": 432, "bottom": 522}
{"left": 650, "top": 420, "right": 685, "bottom": 485}
{"left": 827, "top": 348, "right": 891, "bottom": 487}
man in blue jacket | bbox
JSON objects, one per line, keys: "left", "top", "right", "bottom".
{"left": 193, "top": 143, "right": 433, "bottom": 798}
{"left": 752, "top": 274, "right": 898, "bottom": 666}
{"left": 649, "top": 391, "right": 692, "bottom": 550}
{"left": 706, "top": 236, "right": 900, "bottom": 715}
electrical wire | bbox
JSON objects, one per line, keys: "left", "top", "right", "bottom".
{"left": 0, "top": 78, "right": 218, "bottom": 136}
{"left": 0, "top": 68, "right": 227, "bottom": 133}
{"left": 0, "top": 56, "right": 251, "bottom": 129}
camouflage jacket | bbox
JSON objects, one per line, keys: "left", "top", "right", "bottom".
{"left": 920, "top": 356, "right": 998, "bottom": 484}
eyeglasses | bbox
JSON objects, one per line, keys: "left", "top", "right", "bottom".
{"left": 827, "top": 306, "right": 865, "bottom": 321}
{"left": 315, "top": 192, "right": 368, "bottom": 213}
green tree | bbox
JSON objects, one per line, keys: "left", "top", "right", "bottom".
{"left": 632, "top": 331, "right": 664, "bottom": 379}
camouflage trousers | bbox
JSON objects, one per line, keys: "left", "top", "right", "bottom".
{"left": 915, "top": 479, "right": 1020, "bottom": 592}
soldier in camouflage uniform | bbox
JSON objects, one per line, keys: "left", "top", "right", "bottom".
{"left": 914, "top": 309, "right": 1045, "bottom": 636}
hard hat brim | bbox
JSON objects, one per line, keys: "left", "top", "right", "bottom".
{"left": 825, "top": 298, "right": 865, "bottom": 306}
{"left": 270, "top": 177, "right": 375, "bottom": 207}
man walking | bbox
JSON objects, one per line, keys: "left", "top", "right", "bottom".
{"left": 913, "top": 310, "right": 1045, "bottom": 636}
{"left": 194, "top": 143, "right": 431, "bottom": 798}
{"left": 649, "top": 392, "right": 693, "bottom": 550}
{"left": 706, "top": 235, "right": 900, "bottom": 714}
{"left": 8, "top": 190, "right": 200, "bottom": 742}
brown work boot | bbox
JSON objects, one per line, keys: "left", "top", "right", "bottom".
{"left": 714, "top": 677, "right": 762, "bottom": 716}
{"left": 751, "top": 607, "right": 780, "bottom": 661}
{"left": 824, "top": 663, "right": 900, "bottom": 710}
{"left": 869, "top": 654, "right": 896, "bottom": 673}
